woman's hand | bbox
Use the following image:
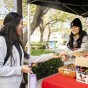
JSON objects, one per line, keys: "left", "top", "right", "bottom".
{"left": 22, "top": 65, "right": 32, "bottom": 73}
{"left": 59, "top": 51, "right": 69, "bottom": 61}
{"left": 61, "top": 55, "right": 69, "bottom": 62}
{"left": 59, "top": 51, "right": 68, "bottom": 57}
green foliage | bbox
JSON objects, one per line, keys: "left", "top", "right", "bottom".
{"left": 30, "top": 5, "right": 37, "bottom": 15}
{"left": 32, "top": 58, "right": 63, "bottom": 80}
{"left": 31, "top": 42, "right": 46, "bottom": 46}
{"left": 2, "top": 0, "right": 14, "bottom": 12}
{"left": 22, "top": 0, "right": 27, "bottom": 18}
{"left": 31, "top": 42, "right": 46, "bottom": 49}
{"left": 31, "top": 49, "right": 53, "bottom": 56}
{"left": 22, "top": 0, "right": 36, "bottom": 19}
{"left": 31, "top": 45, "right": 46, "bottom": 49}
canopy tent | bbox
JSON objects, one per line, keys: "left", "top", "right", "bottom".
{"left": 27, "top": 1, "right": 88, "bottom": 86}
{"left": 27, "top": 0, "right": 88, "bottom": 17}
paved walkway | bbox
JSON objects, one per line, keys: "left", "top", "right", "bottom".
{"left": 37, "top": 79, "right": 43, "bottom": 88}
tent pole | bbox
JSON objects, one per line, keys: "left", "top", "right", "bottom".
{"left": 27, "top": 4, "right": 31, "bottom": 56}
{"left": 27, "top": 3, "right": 31, "bottom": 88}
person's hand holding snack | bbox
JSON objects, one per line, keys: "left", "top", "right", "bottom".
{"left": 59, "top": 51, "right": 69, "bottom": 61}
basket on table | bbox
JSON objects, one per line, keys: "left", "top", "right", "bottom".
{"left": 58, "top": 64, "right": 76, "bottom": 78}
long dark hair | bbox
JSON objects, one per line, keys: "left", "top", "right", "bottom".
{"left": 0, "top": 12, "right": 29, "bottom": 60}
{"left": 67, "top": 18, "right": 87, "bottom": 50}
{"left": 67, "top": 30, "right": 87, "bottom": 50}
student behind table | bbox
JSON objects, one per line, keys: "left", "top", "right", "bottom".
{"left": 59, "top": 18, "right": 88, "bottom": 61}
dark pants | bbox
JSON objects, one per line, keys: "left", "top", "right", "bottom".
{"left": 20, "top": 83, "right": 25, "bottom": 88}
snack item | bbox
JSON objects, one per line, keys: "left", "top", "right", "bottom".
{"left": 58, "top": 64, "right": 76, "bottom": 78}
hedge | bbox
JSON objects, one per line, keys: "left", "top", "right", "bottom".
{"left": 32, "top": 58, "right": 63, "bottom": 80}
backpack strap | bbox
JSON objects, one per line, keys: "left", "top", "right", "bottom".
{"left": 14, "top": 43, "right": 22, "bottom": 66}
{"left": 3, "top": 35, "right": 22, "bottom": 66}
{"left": 3, "top": 36, "right": 10, "bottom": 66}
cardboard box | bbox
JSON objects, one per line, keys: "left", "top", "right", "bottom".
{"left": 75, "top": 56, "right": 88, "bottom": 84}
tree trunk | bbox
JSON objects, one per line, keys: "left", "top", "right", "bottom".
{"left": 40, "top": 33, "right": 43, "bottom": 42}
{"left": 23, "top": 6, "right": 49, "bottom": 46}
{"left": 31, "top": 6, "right": 49, "bottom": 35}
{"left": 47, "top": 26, "right": 51, "bottom": 41}
{"left": 39, "top": 20, "right": 45, "bottom": 42}
{"left": 17, "top": 0, "right": 22, "bottom": 15}
{"left": 23, "top": 29, "right": 27, "bottom": 47}
{"left": 17, "top": 0, "right": 23, "bottom": 46}
{"left": 39, "top": 26, "right": 44, "bottom": 42}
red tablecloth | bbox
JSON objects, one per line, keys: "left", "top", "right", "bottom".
{"left": 42, "top": 73, "right": 88, "bottom": 88}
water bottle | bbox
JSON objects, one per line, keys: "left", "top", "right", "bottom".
{"left": 29, "top": 74, "right": 37, "bottom": 88}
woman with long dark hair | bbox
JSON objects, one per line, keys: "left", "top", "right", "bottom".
{"left": 67, "top": 18, "right": 88, "bottom": 50}
{"left": 60, "top": 18, "right": 88, "bottom": 61}
{"left": 0, "top": 12, "right": 32, "bottom": 88}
